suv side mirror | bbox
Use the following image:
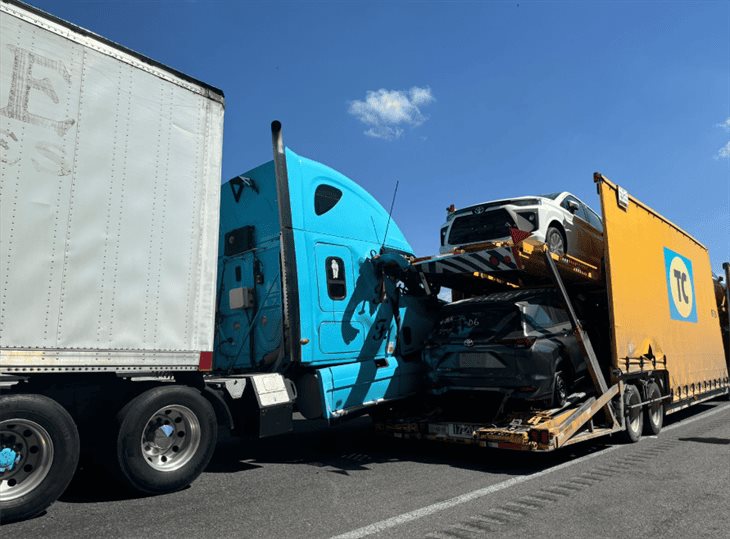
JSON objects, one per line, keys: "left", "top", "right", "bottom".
{"left": 566, "top": 200, "right": 579, "bottom": 213}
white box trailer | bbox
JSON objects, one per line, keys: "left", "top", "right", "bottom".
{"left": 0, "top": 0, "right": 223, "bottom": 521}
{"left": 0, "top": 0, "right": 223, "bottom": 372}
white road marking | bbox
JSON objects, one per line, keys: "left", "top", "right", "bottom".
{"left": 331, "top": 403, "right": 730, "bottom": 539}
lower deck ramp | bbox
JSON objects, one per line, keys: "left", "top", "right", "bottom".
{"left": 375, "top": 388, "right": 622, "bottom": 452}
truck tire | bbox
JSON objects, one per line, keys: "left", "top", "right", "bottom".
{"left": 643, "top": 381, "right": 664, "bottom": 435}
{"left": 113, "top": 386, "right": 217, "bottom": 494}
{"left": 0, "top": 394, "right": 80, "bottom": 523}
{"left": 621, "top": 384, "right": 643, "bottom": 443}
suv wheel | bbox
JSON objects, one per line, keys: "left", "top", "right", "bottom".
{"left": 546, "top": 226, "right": 566, "bottom": 256}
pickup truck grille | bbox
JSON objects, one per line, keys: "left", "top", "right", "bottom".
{"left": 448, "top": 209, "right": 515, "bottom": 245}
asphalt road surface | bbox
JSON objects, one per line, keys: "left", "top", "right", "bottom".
{"left": 4, "top": 400, "right": 730, "bottom": 538}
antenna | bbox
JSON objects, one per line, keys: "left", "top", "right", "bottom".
{"left": 380, "top": 180, "right": 399, "bottom": 253}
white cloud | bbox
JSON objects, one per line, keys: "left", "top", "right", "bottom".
{"left": 348, "top": 86, "right": 435, "bottom": 140}
{"left": 716, "top": 117, "right": 730, "bottom": 159}
{"left": 717, "top": 141, "right": 730, "bottom": 160}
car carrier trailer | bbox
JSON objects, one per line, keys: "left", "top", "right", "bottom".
{"left": 376, "top": 173, "right": 730, "bottom": 451}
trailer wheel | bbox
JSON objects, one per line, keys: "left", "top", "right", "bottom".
{"left": 114, "top": 386, "right": 217, "bottom": 494}
{"left": 0, "top": 394, "right": 80, "bottom": 523}
{"left": 622, "top": 384, "right": 643, "bottom": 443}
{"left": 643, "top": 381, "right": 664, "bottom": 435}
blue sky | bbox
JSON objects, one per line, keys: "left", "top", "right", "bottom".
{"left": 29, "top": 0, "right": 729, "bottom": 272}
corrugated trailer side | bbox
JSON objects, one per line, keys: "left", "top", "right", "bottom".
{"left": 0, "top": 1, "right": 225, "bottom": 523}
{"left": 597, "top": 174, "right": 729, "bottom": 408}
{"left": 0, "top": 0, "right": 224, "bottom": 372}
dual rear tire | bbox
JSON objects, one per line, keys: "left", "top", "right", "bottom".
{"left": 1, "top": 386, "right": 217, "bottom": 524}
{"left": 113, "top": 386, "right": 218, "bottom": 494}
{"left": 622, "top": 381, "right": 664, "bottom": 443}
{"left": 622, "top": 384, "right": 644, "bottom": 443}
{"left": 0, "top": 394, "right": 80, "bottom": 524}
{"left": 643, "top": 381, "right": 664, "bottom": 436}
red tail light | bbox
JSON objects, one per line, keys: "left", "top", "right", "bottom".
{"left": 198, "top": 351, "right": 213, "bottom": 371}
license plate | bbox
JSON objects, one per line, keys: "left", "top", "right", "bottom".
{"left": 428, "top": 423, "right": 448, "bottom": 436}
{"left": 448, "top": 423, "right": 480, "bottom": 439}
{"left": 459, "top": 352, "right": 504, "bottom": 369}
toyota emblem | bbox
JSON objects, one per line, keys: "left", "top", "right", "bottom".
{"left": 463, "top": 338, "right": 474, "bottom": 347}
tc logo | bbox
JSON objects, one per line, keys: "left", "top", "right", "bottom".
{"left": 663, "top": 247, "right": 697, "bottom": 323}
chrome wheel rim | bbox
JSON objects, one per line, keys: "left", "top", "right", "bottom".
{"left": 0, "top": 419, "right": 54, "bottom": 501}
{"left": 547, "top": 230, "right": 565, "bottom": 255}
{"left": 141, "top": 405, "right": 201, "bottom": 472}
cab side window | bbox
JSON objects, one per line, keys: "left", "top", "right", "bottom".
{"left": 314, "top": 185, "right": 343, "bottom": 216}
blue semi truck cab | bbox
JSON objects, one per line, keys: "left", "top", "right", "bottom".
{"left": 212, "top": 122, "right": 440, "bottom": 429}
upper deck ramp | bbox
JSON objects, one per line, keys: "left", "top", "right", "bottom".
{"left": 413, "top": 236, "right": 602, "bottom": 295}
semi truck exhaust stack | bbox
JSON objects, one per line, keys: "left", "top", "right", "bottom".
{"left": 270, "top": 121, "right": 302, "bottom": 364}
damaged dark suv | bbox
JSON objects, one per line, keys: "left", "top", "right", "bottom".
{"left": 424, "top": 288, "right": 587, "bottom": 406}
